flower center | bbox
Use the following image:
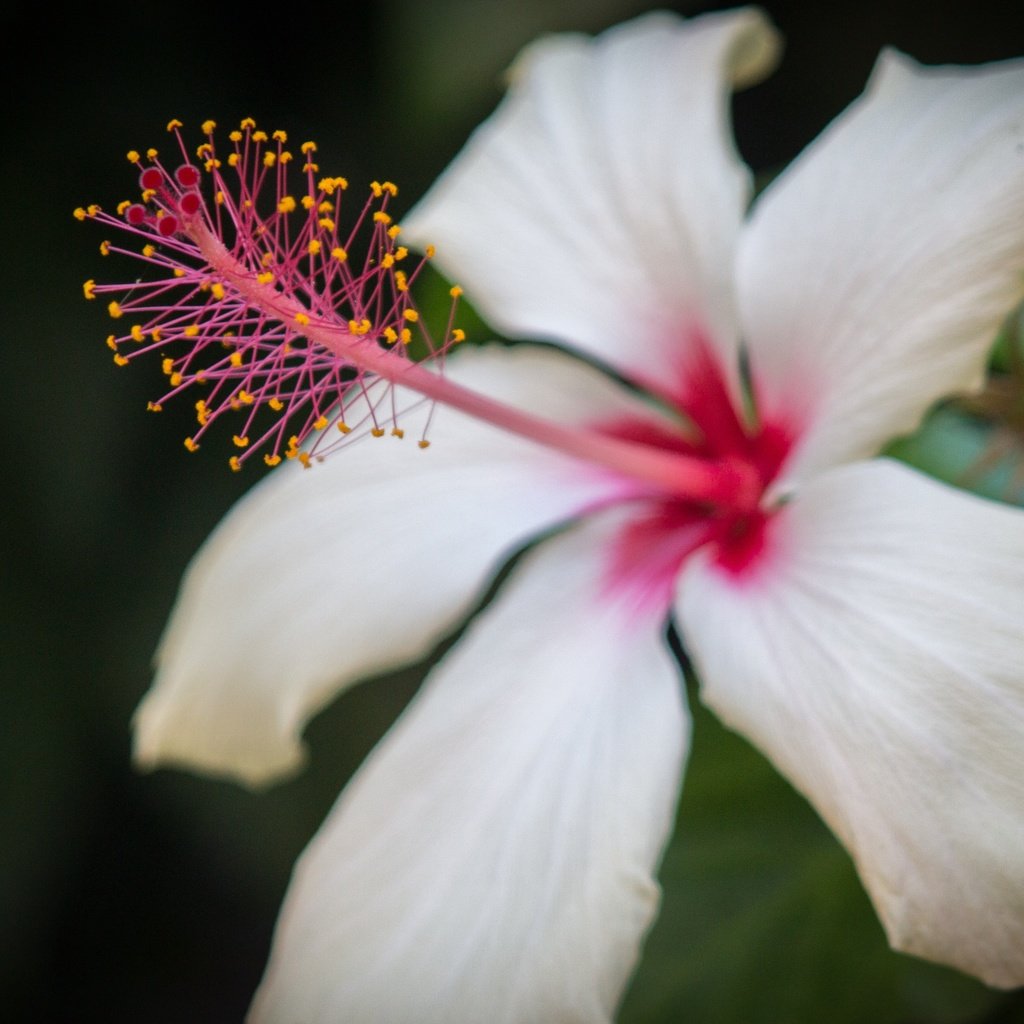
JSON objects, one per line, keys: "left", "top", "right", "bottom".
{"left": 600, "top": 341, "right": 795, "bottom": 612}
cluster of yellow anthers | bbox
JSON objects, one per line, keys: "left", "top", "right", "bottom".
{"left": 78, "top": 117, "right": 466, "bottom": 471}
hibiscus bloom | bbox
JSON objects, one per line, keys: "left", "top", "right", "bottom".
{"left": 126, "top": 8, "right": 1024, "bottom": 1022}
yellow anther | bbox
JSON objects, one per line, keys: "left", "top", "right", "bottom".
{"left": 146, "top": 148, "right": 158, "bottom": 160}
{"left": 391, "top": 428, "right": 405, "bottom": 439}
{"left": 381, "top": 253, "right": 395, "bottom": 268}
{"left": 452, "top": 328, "right": 466, "bottom": 343}
{"left": 204, "top": 158, "right": 221, "bottom": 171}
{"left": 199, "top": 280, "right": 211, "bottom": 293}
{"left": 73, "top": 207, "right": 88, "bottom": 221}
{"left": 202, "top": 119, "right": 217, "bottom": 134}
{"left": 144, "top": 189, "right": 158, "bottom": 203}
{"left": 314, "top": 415, "right": 328, "bottom": 430}
{"left": 263, "top": 152, "right": 277, "bottom": 168}
{"left": 303, "top": 162, "right": 319, "bottom": 173}
{"left": 229, "top": 455, "right": 242, "bottom": 472}
{"left": 211, "top": 282, "right": 226, "bottom": 300}
{"left": 147, "top": 402, "right": 162, "bottom": 412}
{"left": 162, "top": 358, "right": 174, "bottom": 375}
{"left": 383, "top": 181, "right": 398, "bottom": 196}
{"left": 228, "top": 153, "right": 241, "bottom": 168}
{"left": 264, "top": 453, "right": 282, "bottom": 467}
{"left": 229, "top": 130, "right": 243, "bottom": 143}
{"left": 197, "top": 142, "right": 212, "bottom": 158}
{"left": 269, "top": 398, "right": 284, "bottom": 412}
{"left": 298, "top": 452, "right": 312, "bottom": 468}
{"left": 395, "top": 246, "right": 408, "bottom": 261}
{"left": 400, "top": 328, "right": 412, "bottom": 345}
{"left": 280, "top": 151, "right": 293, "bottom": 164}
{"left": 449, "top": 285, "right": 463, "bottom": 298}
{"left": 403, "top": 308, "right": 419, "bottom": 323}
{"left": 383, "top": 327, "right": 398, "bottom": 344}
{"left": 295, "top": 312, "right": 310, "bottom": 327}
{"left": 371, "top": 427, "right": 385, "bottom": 438}
{"left": 318, "top": 201, "right": 333, "bottom": 213}
{"left": 370, "top": 181, "right": 382, "bottom": 197}
{"left": 107, "top": 301, "right": 122, "bottom": 319}
{"left": 130, "top": 325, "right": 146, "bottom": 342}
{"left": 387, "top": 225, "right": 401, "bottom": 239}
{"left": 337, "top": 421, "right": 351, "bottom": 434}
{"left": 183, "top": 325, "right": 200, "bottom": 338}
{"left": 261, "top": 252, "right": 274, "bottom": 267}
{"left": 307, "top": 240, "right": 322, "bottom": 256}
{"left": 229, "top": 351, "right": 244, "bottom": 367}
{"left": 331, "top": 247, "right": 347, "bottom": 262}
{"left": 173, "top": 268, "right": 186, "bottom": 278}
{"left": 318, "top": 217, "right": 335, "bottom": 231}
{"left": 116, "top": 200, "right": 131, "bottom": 215}
{"left": 300, "top": 141, "right": 317, "bottom": 154}
{"left": 253, "top": 130, "right": 268, "bottom": 143}
{"left": 240, "top": 117, "right": 256, "bottom": 130}
{"left": 126, "top": 149, "right": 141, "bottom": 163}
{"left": 83, "top": 279, "right": 97, "bottom": 300}
{"left": 184, "top": 437, "right": 200, "bottom": 452}
{"left": 418, "top": 440, "right": 431, "bottom": 449}
{"left": 99, "top": 240, "right": 110, "bottom": 256}
{"left": 142, "top": 244, "right": 156, "bottom": 258}
{"left": 238, "top": 391, "right": 255, "bottom": 405}
{"left": 106, "top": 335, "right": 118, "bottom": 352}
{"left": 113, "top": 353, "right": 129, "bottom": 366}
{"left": 373, "top": 211, "right": 392, "bottom": 225}
{"left": 216, "top": 190, "right": 225, "bottom": 205}
{"left": 395, "top": 271, "right": 408, "bottom": 292}
{"left": 166, "top": 119, "right": 183, "bottom": 132}
{"left": 257, "top": 271, "right": 274, "bottom": 285}
{"left": 272, "top": 130, "right": 288, "bottom": 143}
{"left": 151, "top": 328, "right": 162, "bottom": 342}
{"left": 233, "top": 434, "right": 250, "bottom": 448}
{"left": 301, "top": 195, "right": 315, "bottom": 209}
{"left": 169, "top": 372, "right": 183, "bottom": 387}
{"left": 425, "top": 245, "right": 436, "bottom": 258}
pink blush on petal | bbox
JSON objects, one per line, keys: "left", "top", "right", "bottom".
{"left": 601, "top": 501, "right": 715, "bottom": 620}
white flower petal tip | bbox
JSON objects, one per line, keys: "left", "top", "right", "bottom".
{"left": 677, "top": 461, "right": 1024, "bottom": 989}
{"left": 132, "top": 681, "right": 305, "bottom": 789}
{"left": 403, "top": 8, "right": 780, "bottom": 399}
{"left": 130, "top": 345, "right": 668, "bottom": 790}
{"left": 248, "top": 515, "right": 690, "bottom": 1024}
{"left": 506, "top": 7, "right": 782, "bottom": 90}
{"left": 740, "top": 47, "right": 1024, "bottom": 486}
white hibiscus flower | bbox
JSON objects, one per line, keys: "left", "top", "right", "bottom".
{"left": 126, "top": 9, "right": 1024, "bottom": 1022}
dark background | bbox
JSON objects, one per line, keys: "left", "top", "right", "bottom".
{"left": 4, "top": 1, "right": 1024, "bottom": 1020}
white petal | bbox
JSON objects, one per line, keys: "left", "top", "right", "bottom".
{"left": 676, "top": 460, "right": 1024, "bottom": 987}
{"left": 249, "top": 514, "right": 688, "bottom": 1024}
{"left": 739, "top": 51, "right": 1024, "bottom": 487}
{"left": 404, "top": 9, "right": 779, "bottom": 401}
{"left": 134, "top": 345, "right": 659, "bottom": 787}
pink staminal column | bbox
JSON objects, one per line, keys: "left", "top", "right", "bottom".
{"left": 78, "top": 118, "right": 776, "bottom": 533}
